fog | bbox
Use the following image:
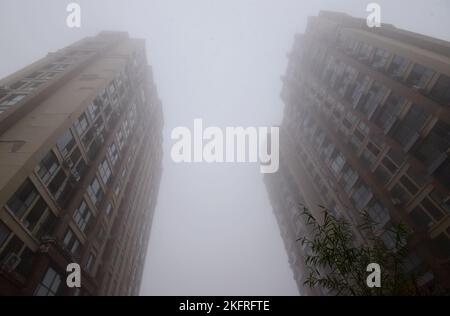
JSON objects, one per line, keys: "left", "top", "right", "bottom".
{"left": 1, "top": 0, "right": 449, "bottom": 296}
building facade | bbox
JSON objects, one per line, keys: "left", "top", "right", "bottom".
{"left": 266, "top": 11, "right": 450, "bottom": 295}
{"left": 0, "top": 32, "right": 163, "bottom": 295}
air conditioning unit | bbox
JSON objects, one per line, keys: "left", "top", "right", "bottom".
{"left": 1, "top": 253, "right": 21, "bottom": 272}
{"left": 392, "top": 198, "right": 403, "bottom": 206}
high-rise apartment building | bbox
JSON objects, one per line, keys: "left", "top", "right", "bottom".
{"left": 0, "top": 32, "right": 163, "bottom": 295}
{"left": 266, "top": 11, "right": 450, "bottom": 295}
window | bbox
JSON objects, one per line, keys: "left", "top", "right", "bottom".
{"left": 22, "top": 198, "right": 54, "bottom": 236}
{"left": 87, "top": 177, "right": 103, "bottom": 205}
{"left": 429, "top": 74, "right": 450, "bottom": 106}
{"left": 433, "top": 158, "right": 450, "bottom": 187}
{"left": 330, "top": 152, "right": 346, "bottom": 176}
{"left": 358, "top": 43, "right": 373, "bottom": 59}
{"left": 413, "top": 121, "right": 450, "bottom": 169}
{"left": 0, "top": 94, "right": 26, "bottom": 106}
{"left": 350, "top": 74, "right": 370, "bottom": 106}
{"left": 114, "top": 182, "right": 121, "bottom": 197}
{"left": 74, "top": 112, "right": 89, "bottom": 136}
{"left": 105, "top": 202, "right": 113, "bottom": 217}
{"left": 35, "top": 151, "right": 59, "bottom": 184}
{"left": 98, "top": 159, "right": 112, "bottom": 185}
{"left": 47, "top": 169, "right": 68, "bottom": 199}
{"left": 367, "top": 198, "right": 390, "bottom": 225}
{"left": 340, "top": 166, "right": 358, "bottom": 193}
{"left": 420, "top": 197, "right": 445, "bottom": 221}
{"left": 352, "top": 182, "right": 372, "bottom": 209}
{"left": 56, "top": 130, "right": 76, "bottom": 157}
{"left": 390, "top": 104, "right": 430, "bottom": 149}
{"left": 374, "top": 164, "right": 391, "bottom": 185}
{"left": 117, "top": 130, "right": 124, "bottom": 150}
{"left": 390, "top": 184, "right": 411, "bottom": 205}
{"left": 34, "top": 267, "right": 62, "bottom": 296}
{"left": 406, "top": 64, "right": 434, "bottom": 89}
{"left": 399, "top": 175, "right": 419, "bottom": 195}
{"left": 371, "top": 48, "right": 390, "bottom": 69}
{"left": 108, "top": 143, "right": 119, "bottom": 166}
{"left": 73, "top": 200, "right": 93, "bottom": 233}
{"left": 410, "top": 206, "right": 433, "bottom": 230}
{"left": 374, "top": 93, "right": 406, "bottom": 132}
{"left": 0, "top": 221, "right": 11, "bottom": 249}
{"left": 388, "top": 55, "right": 409, "bottom": 79}
{"left": 88, "top": 102, "right": 99, "bottom": 120}
{"left": 63, "top": 229, "right": 81, "bottom": 256}
{"left": 85, "top": 252, "right": 96, "bottom": 273}
{"left": 430, "top": 190, "right": 450, "bottom": 214}
{"left": 6, "top": 179, "right": 38, "bottom": 218}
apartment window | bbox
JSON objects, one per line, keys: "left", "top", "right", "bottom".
{"left": 0, "top": 221, "right": 11, "bottom": 249}
{"left": 341, "top": 166, "right": 358, "bottom": 193}
{"left": 390, "top": 104, "right": 430, "bottom": 149}
{"left": 108, "top": 143, "right": 119, "bottom": 166}
{"left": 388, "top": 55, "right": 409, "bottom": 79}
{"left": 47, "top": 169, "right": 68, "bottom": 199}
{"left": 434, "top": 158, "right": 450, "bottom": 187}
{"left": 98, "top": 159, "right": 112, "bottom": 185}
{"left": 73, "top": 200, "right": 93, "bottom": 233}
{"left": 87, "top": 177, "right": 103, "bottom": 206}
{"left": 429, "top": 74, "right": 450, "bottom": 106}
{"left": 374, "top": 93, "right": 406, "bottom": 132}
{"left": 74, "top": 112, "right": 89, "bottom": 136}
{"left": 380, "top": 151, "right": 397, "bottom": 171}
{"left": 352, "top": 182, "right": 372, "bottom": 209}
{"left": 105, "top": 202, "right": 113, "bottom": 217}
{"left": 371, "top": 48, "right": 390, "bottom": 69}
{"left": 406, "top": 167, "right": 427, "bottom": 188}
{"left": 374, "top": 164, "right": 391, "bottom": 185}
{"left": 85, "top": 252, "right": 96, "bottom": 273}
{"left": 410, "top": 205, "right": 433, "bottom": 230}
{"left": 390, "top": 184, "right": 411, "bottom": 205}
{"left": 413, "top": 121, "right": 450, "bottom": 168}
{"left": 351, "top": 74, "right": 370, "bottom": 106}
{"left": 34, "top": 267, "right": 62, "bottom": 296}
{"left": 87, "top": 102, "right": 100, "bottom": 121}
{"left": 358, "top": 43, "right": 373, "bottom": 60}
{"left": 330, "top": 152, "right": 346, "bottom": 177}
{"left": 406, "top": 64, "right": 434, "bottom": 89}
{"left": 107, "top": 82, "right": 116, "bottom": 95}
{"left": 420, "top": 197, "right": 445, "bottom": 222}
{"left": 367, "top": 198, "right": 390, "bottom": 225}
{"left": 22, "top": 197, "right": 55, "bottom": 236}
{"left": 361, "top": 148, "right": 377, "bottom": 166}
{"left": 6, "top": 179, "right": 38, "bottom": 218}
{"left": 114, "top": 182, "right": 121, "bottom": 197}
{"left": 117, "top": 130, "right": 124, "bottom": 150}
{"left": 63, "top": 229, "right": 81, "bottom": 256}
{"left": 399, "top": 175, "right": 419, "bottom": 195}
{"left": 57, "top": 130, "right": 76, "bottom": 157}
{"left": 0, "top": 94, "right": 26, "bottom": 106}
{"left": 36, "top": 151, "right": 59, "bottom": 184}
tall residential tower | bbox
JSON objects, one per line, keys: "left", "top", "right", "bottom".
{"left": 266, "top": 11, "right": 450, "bottom": 295}
{"left": 0, "top": 32, "right": 163, "bottom": 295}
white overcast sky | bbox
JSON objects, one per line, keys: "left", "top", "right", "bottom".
{"left": 0, "top": 0, "right": 449, "bottom": 296}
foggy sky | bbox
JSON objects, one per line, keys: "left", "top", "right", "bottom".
{"left": 1, "top": 0, "right": 449, "bottom": 296}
